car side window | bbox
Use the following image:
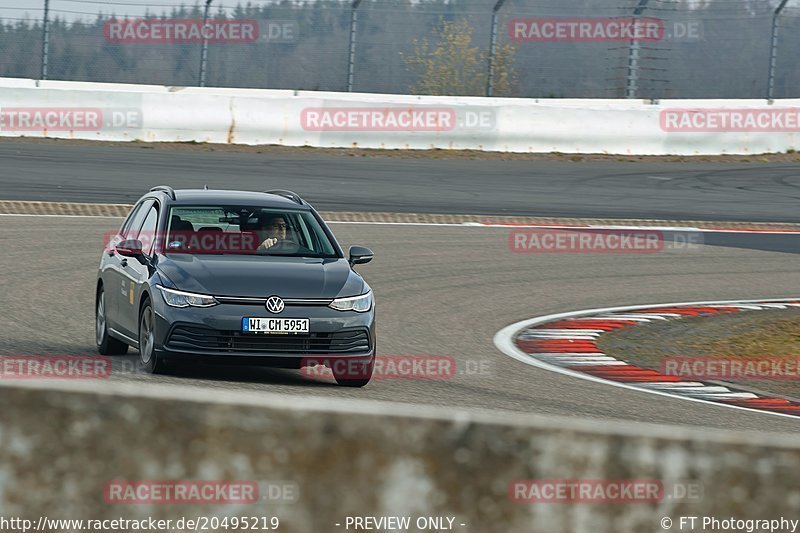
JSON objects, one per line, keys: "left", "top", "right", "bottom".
{"left": 122, "top": 199, "right": 154, "bottom": 240}
{"left": 118, "top": 201, "right": 145, "bottom": 237}
{"left": 136, "top": 205, "right": 159, "bottom": 256}
{"left": 294, "top": 215, "right": 316, "bottom": 251}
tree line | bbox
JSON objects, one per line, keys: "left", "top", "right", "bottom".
{"left": 0, "top": 0, "right": 796, "bottom": 98}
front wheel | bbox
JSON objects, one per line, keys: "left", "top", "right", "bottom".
{"left": 138, "top": 300, "right": 165, "bottom": 374}
{"left": 332, "top": 354, "right": 375, "bottom": 388}
{"left": 96, "top": 287, "right": 128, "bottom": 355}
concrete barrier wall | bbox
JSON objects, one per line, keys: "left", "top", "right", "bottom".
{"left": 1, "top": 379, "right": 800, "bottom": 532}
{"left": 1, "top": 77, "right": 799, "bottom": 155}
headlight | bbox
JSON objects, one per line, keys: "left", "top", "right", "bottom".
{"left": 157, "top": 285, "right": 218, "bottom": 308}
{"left": 329, "top": 291, "right": 373, "bottom": 312}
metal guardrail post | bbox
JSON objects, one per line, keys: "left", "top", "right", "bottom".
{"left": 199, "top": 0, "right": 213, "bottom": 87}
{"left": 625, "top": 0, "right": 650, "bottom": 99}
{"left": 346, "top": 0, "right": 363, "bottom": 92}
{"left": 40, "top": 0, "right": 50, "bottom": 80}
{"left": 767, "top": 0, "right": 790, "bottom": 100}
{"left": 486, "top": 0, "right": 507, "bottom": 97}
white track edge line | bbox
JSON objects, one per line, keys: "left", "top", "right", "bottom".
{"left": 0, "top": 213, "right": 125, "bottom": 219}
{"left": 493, "top": 297, "right": 800, "bottom": 422}
{"left": 476, "top": 223, "right": 800, "bottom": 234}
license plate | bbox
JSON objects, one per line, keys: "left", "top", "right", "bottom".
{"left": 242, "top": 317, "right": 309, "bottom": 334}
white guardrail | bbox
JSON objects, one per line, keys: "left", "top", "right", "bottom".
{"left": 1, "top": 77, "right": 799, "bottom": 155}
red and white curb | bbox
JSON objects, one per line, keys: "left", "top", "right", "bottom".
{"left": 494, "top": 298, "right": 800, "bottom": 419}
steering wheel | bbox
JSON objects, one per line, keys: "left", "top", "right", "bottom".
{"left": 264, "top": 239, "right": 300, "bottom": 253}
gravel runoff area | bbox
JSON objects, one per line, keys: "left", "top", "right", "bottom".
{"left": 597, "top": 308, "right": 800, "bottom": 402}
{"left": 3, "top": 136, "right": 800, "bottom": 163}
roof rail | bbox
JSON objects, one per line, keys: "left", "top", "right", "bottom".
{"left": 264, "top": 189, "right": 304, "bottom": 205}
{"left": 149, "top": 185, "right": 176, "bottom": 200}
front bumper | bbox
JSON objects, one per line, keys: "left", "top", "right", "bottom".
{"left": 152, "top": 297, "right": 375, "bottom": 361}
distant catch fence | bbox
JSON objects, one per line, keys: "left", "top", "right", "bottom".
{"left": 1, "top": 0, "right": 799, "bottom": 99}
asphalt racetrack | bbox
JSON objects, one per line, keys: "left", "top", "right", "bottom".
{"left": 2, "top": 140, "right": 800, "bottom": 435}
{"left": 3, "top": 140, "right": 800, "bottom": 221}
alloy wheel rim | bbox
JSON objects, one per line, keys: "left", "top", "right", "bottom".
{"left": 96, "top": 293, "right": 106, "bottom": 346}
{"left": 140, "top": 308, "right": 154, "bottom": 364}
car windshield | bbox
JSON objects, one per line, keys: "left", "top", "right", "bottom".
{"left": 165, "top": 206, "right": 338, "bottom": 258}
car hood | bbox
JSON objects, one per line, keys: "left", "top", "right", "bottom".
{"left": 156, "top": 254, "right": 365, "bottom": 298}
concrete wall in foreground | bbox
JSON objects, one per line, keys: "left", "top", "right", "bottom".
{"left": 0, "top": 77, "right": 798, "bottom": 155}
{"left": 1, "top": 379, "right": 799, "bottom": 532}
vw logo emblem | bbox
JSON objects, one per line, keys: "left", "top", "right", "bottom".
{"left": 265, "top": 296, "right": 285, "bottom": 314}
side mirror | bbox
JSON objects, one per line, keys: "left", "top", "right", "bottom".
{"left": 116, "top": 239, "right": 144, "bottom": 259}
{"left": 348, "top": 245, "right": 374, "bottom": 265}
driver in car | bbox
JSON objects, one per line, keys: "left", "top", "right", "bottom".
{"left": 256, "top": 215, "right": 290, "bottom": 251}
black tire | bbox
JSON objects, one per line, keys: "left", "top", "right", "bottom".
{"left": 332, "top": 353, "right": 375, "bottom": 388}
{"left": 96, "top": 286, "right": 128, "bottom": 355}
{"left": 138, "top": 299, "right": 165, "bottom": 374}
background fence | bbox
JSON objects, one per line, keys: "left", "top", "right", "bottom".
{"left": 0, "top": 0, "right": 798, "bottom": 99}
